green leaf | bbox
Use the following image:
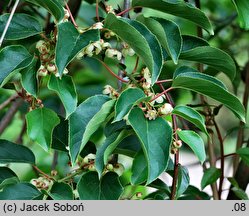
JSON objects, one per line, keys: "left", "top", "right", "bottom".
{"left": 172, "top": 72, "right": 245, "bottom": 122}
{"left": 0, "top": 167, "right": 19, "bottom": 189}
{"left": 21, "top": 58, "right": 38, "bottom": 97}
{"left": 0, "top": 45, "right": 33, "bottom": 87}
{"left": 177, "top": 130, "right": 206, "bottom": 163}
{"left": 49, "top": 182, "right": 73, "bottom": 200}
{"left": 51, "top": 117, "right": 68, "bottom": 152}
{"left": 232, "top": 0, "right": 249, "bottom": 30}
{"left": 0, "top": 13, "right": 42, "bottom": 40}
{"left": 137, "top": 15, "right": 182, "bottom": 64}
{"left": 236, "top": 147, "right": 249, "bottom": 166}
{"left": 131, "top": 150, "right": 148, "bottom": 185}
{"left": 56, "top": 22, "right": 100, "bottom": 76}
{"left": 172, "top": 105, "right": 208, "bottom": 135}
{"left": 148, "top": 179, "right": 170, "bottom": 194}
{"left": 231, "top": 187, "right": 249, "bottom": 200}
{"left": 77, "top": 172, "right": 123, "bottom": 200}
{"left": 26, "top": 108, "right": 60, "bottom": 151}
{"left": 104, "top": 13, "right": 163, "bottom": 85}
{"left": 128, "top": 108, "right": 172, "bottom": 184}
{"left": 182, "top": 35, "right": 209, "bottom": 51}
{"left": 201, "top": 167, "right": 221, "bottom": 189}
{"left": 25, "top": 0, "right": 64, "bottom": 22}
{"left": 132, "top": 0, "right": 213, "bottom": 34}
{"left": 179, "top": 185, "right": 210, "bottom": 200}
{"left": 115, "top": 88, "right": 145, "bottom": 122}
{"left": 0, "top": 140, "right": 35, "bottom": 164}
{"left": 95, "top": 130, "right": 132, "bottom": 177}
{"left": 48, "top": 75, "right": 77, "bottom": 118}
{"left": 69, "top": 95, "right": 112, "bottom": 163}
{"left": 0, "top": 183, "right": 42, "bottom": 200}
{"left": 180, "top": 46, "right": 236, "bottom": 81}
{"left": 176, "top": 166, "right": 190, "bottom": 199}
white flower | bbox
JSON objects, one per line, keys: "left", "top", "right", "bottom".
{"left": 158, "top": 103, "right": 173, "bottom": 115}
{"left": 106, "top": 5, "right": 114, "bottom": 14}
{"left": 63, "top": 8, "right": 70, "bottom": 20}
{"left": 83, "top": 153, "right": 96, "bottom": 164}
{"left": 116, "top": 50, "right": 122, "bottom": 60}
{"left": 76, "top": 51, "right": 84, "bottom": 59}
{"left": 103, "top": 85, "right": 113, "bottom": 95}
{"left": 36, "top": 40, "right": 49, "bottom": 54}
{"left": 142, "top": 82, "right": 151, "bottom": 90}
{"left": 173, "top": 140, "right": 182, "bottom": 148}
{"left": 145, "top": 110, "right": 157, "bottom": 120}
{"left": 38, "top": 68, "right": 48, "bottom": 77}
{"left": 92, "top": 22, "right": 103, "bottom": 29}
{"left": 105, "top": 48, "right": 115, "bottom": 58}
{"left": 55, "top": 72, "right": 60, "bottom": 77}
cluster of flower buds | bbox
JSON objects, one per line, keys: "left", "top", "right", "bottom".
{"left": 102, "top": 85, "right": 119, "bottom": 98}
{"left": 121, "top": 43, "right": 135, "bottom": 57}
{"left": 20, "top": 92, "right": 43, "bottom": 111}
{"left": 36, "top": 40, "right": 69, "bottom": 77}
{"left": 105, "top": 48, "right": 122, "bottom": 60}
{"left": 104, "top": 31, "right": 115, "bottom": 39}
{"left": 141, "top": 67, "right": 152, "bottom": 90}
{"left": 171, "top": 139, "right": 183, "bottom": 154}
{"left": 30, "top": 177, "right": 53, "bottom": 190}
{"left": 77, "top": 39, "right": 111, "bottom": 59}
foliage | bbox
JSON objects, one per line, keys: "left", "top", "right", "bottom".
{"left": 0, "top": 0, "right": 248, "bottom": 200}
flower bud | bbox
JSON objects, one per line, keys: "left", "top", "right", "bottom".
{"left": 83, "top": 153, "right": 96, "bottom": 164}
{"left": 113, "top": 163, "right": 125, "bottom": 176}
{"left": 105, "top": 48, "right": 115, "bottom": 58}
{"left": 158, "top": 103, "right": 173, "bottom": 115}
{"left": 47, "top": 63, "right": 57, "bottom": 73}
{"left": 63, "top": 68, "right": 69, "bottom": 75}
{"left": 106, "top": 163, "right": 114, "bottom": 171}
{"left": 155, "top": 94, "right": 165, "bottom": 104}
{"left": 38, "top": 68, "right": 48, "bottom": 77}
{"left": 173, "top": 140, "right": 182, "bottom": 148}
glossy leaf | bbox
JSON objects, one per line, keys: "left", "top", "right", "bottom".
{"left": 95, "top": 130, "right": 132, "bottom": 177}
{"left": 49, "top": 182, "right": 73, "bottom": 200}
{"left": 180, "top": 46, "right": 236, "bottom": 81}
{"left": 128, "top": 107, "right": 172, "bottom": 184}
{"left": 69, "top": 95, "right": 112, "bottom": 163}
{"left": 48, "top": 75, "right": 77, "bottom": 118}
{"left": 104, "top": 13, "right": 163, "bottom": 85}
{"left": 21, "top": 58, "right": 38, "bottom": 97}
{"left": 0, "top": 45, "right": 33, "bottom": 87}
{"left": 77, "top": 172, "right": 123, "bottom": 200}
{"left": 51, "top": 117, "right": 68, "bottom": 152}
{"left": 176, "top": 166, "right": 190, "bottom": 198}
{"left": 26, "top": 108, "right": 60, "bottom": 151}
{"left": 0, "top": 140, "right": 35, "bottom": 164}
{"left": 0, "top": 167, "right": 19, "bottom": 189}
{"left": 236, "top": 147, "right": 249, "bottom": 166}
{"left": 0, "top": 13, "right": 42, "bottom": 40}
{"left": 172, "top": 72, "right": 245, "bottom": 122}
{"left": 172, "top": 105, "right": 208, "bottom": 135}
{"left": 137, "top": 15, "right": 182, "bottom": 64}
{"left": 0, "top": 183, "right": 42, "bottom": 200}
{"left": 201, "top": 167, "right": 221, "bottom": 189}
{"left": 181, "top": 35, "right": 209, "bottom": 51}
{"left": 231, "top": 187, "right": 249, "bottom": 200}
{"left": 131, "top": 150, "right": 148, "bottom": 185}
{"left": 56, "top": 22, "right": 100, "bottom": 76}
{"left": 115, "top": 88, "right": 145, "bottom": 122}
{"left": 232, "top": 0, "right": 249, "bottom": 30}
{"left": 132, "top": 0, "right": 213, "bottom": 34}
{"left": 179, "top": 185, "right": 210, "bottom": 200}
{"left": 177, "top": 130, "right": 206, "bottom": 164}
{"left": 25, "top": 0, "right": 64, "bottom": 22}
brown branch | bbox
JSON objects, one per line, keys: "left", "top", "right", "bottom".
{"left": 15, "top": 118, "right": 26, "bottom": 144}
{"left": 0, "top": 98, "right": 23, "bottom": 135}
{"left": 0, "top": 94, "right": 18, "bottom": 110}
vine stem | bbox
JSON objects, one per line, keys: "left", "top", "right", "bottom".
{"left": 158, "top": 84, "right": 179, "bottom": 200}
{"left": 64, "top": 1, "right": 78, "bottom": 27}
{"left": 0, "top": 0, "right": 20, "bottom": 47}
{"left": 32, "top": 165, "right": 54, "bottom": 180}
{"left": 213, "top": 119, "right": 225, "bottom": 199}
{"left": 0, "top": 94, "right": 18, "bottom": 110}
{"left": 150, "top": 87, "right": 174, "bottom": 102}
{"left": 95, "top": 58, "right": 129, "bottom": 83}
{"left": 96, "top": 0, "right": 100, "bottom": 22}
{"left": 116, "top": 6, "right": 142, "bottom": 16}
{"left": 155, "top": 79, "right": 173, "bottom": 84}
